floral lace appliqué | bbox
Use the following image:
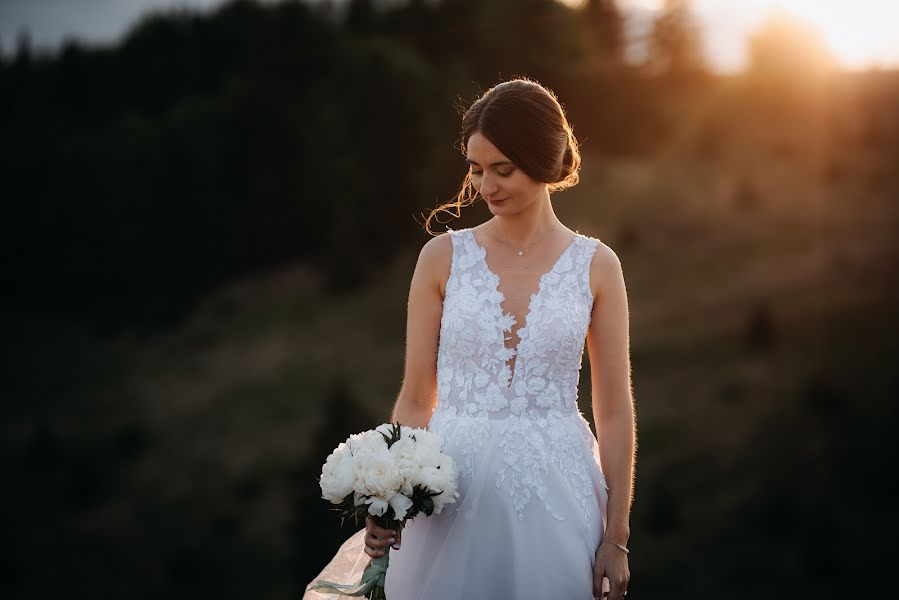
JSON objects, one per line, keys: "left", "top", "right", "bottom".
{"left": 431, "top": 227, "right": 604, "bottom": 524}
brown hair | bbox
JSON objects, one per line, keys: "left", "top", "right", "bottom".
{"left": 423, "top": 77, "right": 581, "bottom": 235}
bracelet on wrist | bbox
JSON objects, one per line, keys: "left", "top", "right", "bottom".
{"left": 601, "top": 539, "right": 630, "bottom": 554}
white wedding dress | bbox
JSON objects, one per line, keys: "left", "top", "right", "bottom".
{"left": 305, "top": 227, "right": 610, "bottom": 599}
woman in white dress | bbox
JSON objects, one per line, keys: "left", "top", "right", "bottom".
{"left": 305, "top": 77, "right": 635, "bottom": 600}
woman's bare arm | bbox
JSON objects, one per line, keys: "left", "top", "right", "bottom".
{"left": 363, "top": 234, "right": 450, "bottom": 560}
{"left": 585, "top": 243, "right": 636, "bottom": 545}
{"left": 388, "top": 233, "right": 451, "bottom": 429}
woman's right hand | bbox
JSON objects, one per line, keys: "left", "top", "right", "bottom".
{"left": 364, "top": 515, "right": 401, "bottom": 559}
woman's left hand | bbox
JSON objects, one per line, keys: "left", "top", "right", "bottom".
{"left": 593, "top": 540, "right": 630, "bottom": 600}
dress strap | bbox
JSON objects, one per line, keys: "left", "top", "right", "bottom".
{"left": 444, "top": 227, "right": 469, "bottom": 292}
{"left": 575, "top": 234, "right": 601, "bottom": 306}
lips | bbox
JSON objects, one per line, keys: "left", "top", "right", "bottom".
{"left": 487, "top": 197, "right": 508, "bottom": 203}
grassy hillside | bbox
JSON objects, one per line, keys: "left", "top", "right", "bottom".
{"left": 3, "top": 73, "right": 898, "bottom": 599}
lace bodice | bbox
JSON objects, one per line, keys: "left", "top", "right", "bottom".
{"left": 435, "top": 226, "right": 598, "bottom": 419}
{"left": 429, "top": 226, "right": 606, "bottom": 524}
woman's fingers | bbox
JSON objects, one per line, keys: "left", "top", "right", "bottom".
{"left": 364, "top": 532, "right": 396, "bottom": 549}
{"left": 363, "top": 534, "right": 395, "bottom": 557}
{"left": 365, "top": 515, "right": 396, "bottom": 538}
{"left": 609, "top": 575, "right": 629, "bottom": 600}
{"left": 595, "top": 545, "right": 629, "bottom": 599}
{"left": 593, "top": 571, "right": 607, "bottom": 598}
{"left": 363, "top": 515, "right": 397, "bottom": 557}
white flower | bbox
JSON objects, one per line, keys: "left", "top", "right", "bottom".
{"left": 399, "top": 426, "right": 419, "bottom": 441}
{"left": 413, "top": 446, "right": 443, "bottom": 477}
{"left": 353, "top": 445, "right": 402, "bottom": 502}
{"left": 417, "top": 466, "right": 440, "bottom": 492}
{"left": 389, "top": 436, "right": 420, "bottom": 496}
{"left": 348, "top": 430, "right": 388, "bottom": 456}
{"left": 430, "top": 455, "right": 460, "bottom": 514}
{"left": 411, "top": 429, "right": 442, "bottom": 453}
{"left": 319, "top": 442, "right": 355, "bottom": 504}
{"left": 389, "top": 493, "right": 414, "bottom": 521}
{"left": 375, "top": 423, "right": 396, "bottom": 438}
{"left": 365, "top": 495, "right": 389, "bottom": 516}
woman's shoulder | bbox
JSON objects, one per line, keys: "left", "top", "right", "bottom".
{"left": 419, "top": 229, "right": 455, "bottom": 262}
{"left": 582, "top": 235, "right": 623, "bottom": 299}
{"left": 417, "top": 230, "right": 455, "bottom": 298}
{"left": 571, "top": 230, "right": 613, "bottom": 259}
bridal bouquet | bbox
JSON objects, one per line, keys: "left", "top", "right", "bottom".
{"left": 307, "top": 423, "right": 460, "bottom": 600}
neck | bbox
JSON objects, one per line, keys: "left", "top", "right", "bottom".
{"left": 490, "top": 193, "right": 559, "bottom": 246}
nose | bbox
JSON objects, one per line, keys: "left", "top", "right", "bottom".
{"left": 480, "top": 172, "right": 500, "bottom": 198}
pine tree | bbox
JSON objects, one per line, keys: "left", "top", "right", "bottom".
{"left": 585, "top": 0, "right": 625, "bottom": 65}
{"left": 648, "top": 0, "right": 705, "bottom": 78}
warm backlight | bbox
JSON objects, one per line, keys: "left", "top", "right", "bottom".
{"left": 597, "top": 0, "right": 899, "bottom": 71}
{"left": 743, "top": 0, "right": 899, "bottom": 69}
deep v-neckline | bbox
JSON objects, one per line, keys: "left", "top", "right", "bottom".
{"left": 467, "top": 227, "right": 579, "bottom": 389}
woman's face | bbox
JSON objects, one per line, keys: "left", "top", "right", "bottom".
{"left": 466, "top": 132, "right": 545, "bottom": 214}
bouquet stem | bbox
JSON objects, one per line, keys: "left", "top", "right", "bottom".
{"left": 366, "top": 516, "right": 402, "bottom": 600}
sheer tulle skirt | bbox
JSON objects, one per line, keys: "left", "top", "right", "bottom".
{"left": 304, "top": 412, "right": 609, "bottom": 600}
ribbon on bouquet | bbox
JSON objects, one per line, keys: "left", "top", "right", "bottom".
{"left": 306, "top": 552, "right": 389, "bottom": 597}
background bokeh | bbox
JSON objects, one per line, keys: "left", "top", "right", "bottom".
{"left": 2, "top": 1, "right": 897, "bottom": 599}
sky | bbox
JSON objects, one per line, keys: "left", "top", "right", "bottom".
{"left": 1, "top": 0, "right": 898, "bottom": 71}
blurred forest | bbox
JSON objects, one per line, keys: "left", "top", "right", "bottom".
{"left": 1, "top": 0, "right": 897, "bottom": 599}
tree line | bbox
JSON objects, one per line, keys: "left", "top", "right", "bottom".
{"left": 0, "top": 0, "right": 707, "bottom": 331}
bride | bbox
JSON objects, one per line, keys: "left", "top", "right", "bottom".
{"left": 306, "top": 77, "right": 635, "bottom": 600}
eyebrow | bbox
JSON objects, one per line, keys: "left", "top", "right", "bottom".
{"left": 466, "top": 158, "right": 514, "bottom": 167}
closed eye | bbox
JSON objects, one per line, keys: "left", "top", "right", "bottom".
{"left": 471, "top": 169, "right": 513, "bottom": 177}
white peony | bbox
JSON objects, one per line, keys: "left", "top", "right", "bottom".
{"left": 411, "top": 442, "right": 443, "bottom": 475}
{"left": 411, "top": 429, "right": 443, "bottom": 453}
{"left": 365, "top": 495, "right": 389, "bottom": 516}
{"left": 411, "top": 451, "right": 459, "bottom": 515}
{"left": 374, "top": 423, "right": 418, "bottom": 443}
{"left": 400, "top": 426, "right": 421, "bottom": 441}
{"left": 353, "top": 445, "right": 403, "bottom": 506}
{"left": 388, "top": 436, "right": 420, "bottom": 496}
{"left": 430, "top": 454, "right": 460, "bottom": 514}
{"left": 348, "top": 430, "right": 388, "bottom": 456}
{"left": 374, "top": 423, "right": 398, "bottom": 440}
{"left": 388, "top": 492, "right": 414, "bottom": 521}
{"left": 319, "top": 442, "right": 355, "bottom": 504}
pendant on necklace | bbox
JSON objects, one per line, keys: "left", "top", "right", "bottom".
{"left": 517, "top": 250, "right": 524, "bottom": 256}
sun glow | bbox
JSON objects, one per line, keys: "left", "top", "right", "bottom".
{"left": 747, "top": 0, "right": 899, "bottom": 68}
{"left": 628, "top": 0, "right": 666, "bottom": 9}
{"left": 689, "top": 0, "right": 899, "bottom": 70}
{"left": 612, "top": 0, "right": 899, "bottom": 71}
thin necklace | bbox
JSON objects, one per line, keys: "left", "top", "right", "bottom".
{"left": 491, "top": 221, "right": 558, "bottom": 256}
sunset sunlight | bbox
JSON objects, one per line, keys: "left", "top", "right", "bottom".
{"left": 733, "top": 0, "right": 899, "bottom": 68}
{"left": 600, "top": 0, "right": 899, "bottom": 71}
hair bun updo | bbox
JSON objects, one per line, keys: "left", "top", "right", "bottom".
{"left": 555, "top": 132, "right": 581, "bottom": 190}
